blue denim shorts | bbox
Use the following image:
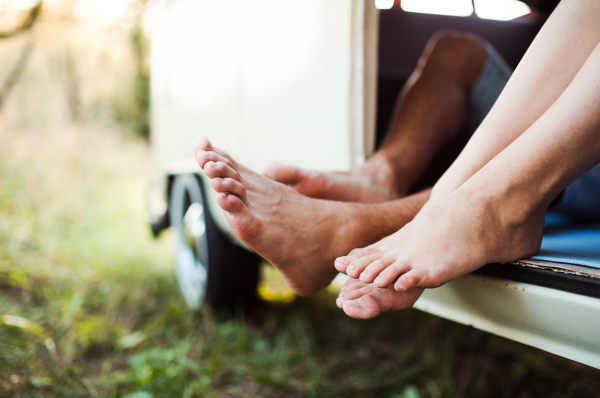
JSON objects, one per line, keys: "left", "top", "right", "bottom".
{"left": 465, "top": 41, "right": 600, "bottom": 219}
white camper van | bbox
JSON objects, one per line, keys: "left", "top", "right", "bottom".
{"left": 149, "top": 0, "right": 600, "bottom": 369}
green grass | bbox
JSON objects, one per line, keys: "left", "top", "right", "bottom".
{"left": 1, "top": 126, "right": 599, "bottom": 398}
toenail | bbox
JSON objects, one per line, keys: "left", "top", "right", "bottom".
{"left": 396, "top": 282, "right": 404, "bottom": 291}
{"left": 336, "top": 257, "right": 349, "bottom": 265}
{"left": 360, "top": 271, "right": 367, "bottom": 278}
{"left": 348, "top": 265, "right": 355, "bottom": 271}
{"left": 345, "top": 299, "right": 361, "bottom": 307}
{"left": 374, "top": 276, "right": 381, "bottom": 284}
{"left": 203, "top": 151, "right": 211, "bottom": 158}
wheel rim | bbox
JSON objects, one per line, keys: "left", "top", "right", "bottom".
{"left": 170, "top": 175, "right": 209, "bottom": 309}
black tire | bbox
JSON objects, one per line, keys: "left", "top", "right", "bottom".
{"left": 169, "top": 174, "right": 260, "bottom": 314}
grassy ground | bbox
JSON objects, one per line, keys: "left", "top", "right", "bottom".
{"left": 1, "top": 126, "right": 599, "bottom": 398}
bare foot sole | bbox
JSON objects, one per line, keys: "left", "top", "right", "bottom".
{"left": 336, "top": 278, "right": 423, "bottom": 319}
{"left": 263, "top": 159, "right": 402, "bottom": 203}
{"left": 194, "top": 137, "right": 363, "bottom": 296}
{"left": 334, "top": 187, "right": 545, "bottom": 292}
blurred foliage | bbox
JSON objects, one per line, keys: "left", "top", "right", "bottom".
{"left": 112, "top": 18, "right": 151, "bottom": 139}
{"left": 0, "top": 0, "right": 152, "bottom": 138}
{"left": 1, "top": 126, "right": 599, "bottom": 397}
{"left": 130, "top": 22, "right": 151, "bottom": 140}
{"left": 0, "top": 1, "right": 41, "bottom": 40}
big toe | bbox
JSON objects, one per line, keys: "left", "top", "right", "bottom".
{"left": 343, "top": 293, "right": 388, "bottom": 320}
{"left": 194, "top": 137, "right": 235, "bottom": 163}
{"left": 194, "top": 136, "right": 213, "bottom": 153}
{"left": 263, "top": 160, "right": 304, "bottom": 184}
{"left": 342, "top": 286, "right": 423, "bottom": 319}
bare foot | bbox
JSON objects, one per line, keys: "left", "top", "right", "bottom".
{"left": 194, "top": 137, "right": 380, "bottom": 296}
{"left": 263, "top": 154, "right": 404, "bottom": 203}
{"left": 335, "top": 278, "right": 423, "bottom": 319}
{"left": 334, "top": 183, "right": 546, "bottom": 292}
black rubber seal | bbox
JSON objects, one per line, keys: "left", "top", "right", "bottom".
{"left": 475, "top": 263, "right": 600, "bottom": 300}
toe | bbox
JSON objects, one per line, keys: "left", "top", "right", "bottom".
{"left": 263, "top": 161, "right": 303, "bottom": 184}
{"left": 336, "top": 292, "right": 345, "bottom": 308}
{"left": 194, "top": 137, "right": 214, "bottom": 153}
{"left": 395, "top": 268, "right": 427, "bottom": 291}
{"left": 346, "top": 252, "right": 384, "bottom": 279}
{"left": 196, "top": 150, "right": 235, "bottom": 170}
{"left": 359, "top": 256, "right": 396, "bottom": 284}
{"left": 343, "top": 284, "right": 376, "bottom": 301}
{"left": 195, "top": 149, "right": 212, "bottom": 169}
{"left": 193, "top": 137, "right": 236, "bottom": 165}
{"left": 337, "top": 278, "right": 370, "bottom": 307}
{"left": 343, "top": 286, "right": 422, "bottom": 319}
{"left": 210, "top": 178, "right": 247, "bottom": 203}
{"left": 216, "top": 192, "right": 245, "bottom": 213}
{"left": 347, "top": 246, "right": 379, "bottom": 261}
{"left": 334, "top": 256, "right": 352, "bottom": 273}
{"left": 341, "top": 277, "right": 366, "bottom": 290}
{"left": 209, "top": 146, "right": 231, "bottom": 159}
{"left": 343, "top": 297, "right": 383, "bottom": 320}
{"left": 372, "top": 259, "right": 410, "bottom": 287}
{"left": 204, "top": 161, "right": 241, "bottom": 181}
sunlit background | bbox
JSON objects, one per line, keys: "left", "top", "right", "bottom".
{"left": 0, "top": 0, "right": 164, "bottom": 31}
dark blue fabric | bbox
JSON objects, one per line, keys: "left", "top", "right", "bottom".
{"left": 532, "top": 213, "right": 600, "bottom": 269}
{"left": 466, "top": 42, "right": 512, "bottom": 132}
{"left": 552, "top": 165, "right": 600, "bottom": 218}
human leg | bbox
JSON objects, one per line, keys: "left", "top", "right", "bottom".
{"left": 194, "top": 137, "right": 430, "bottom": 296}
{"left": 335, "top": 0, "right": 600, "bottom": 319}
{"left": 264, "top": 31, "right": 486, "bottom": 203}
{"left": 430, "top": 0, "right": 600, "bottom": 203}
{"left": 338, "top": 37, "right": 600, "bottom": 292}
{"left": 410, "top": 39, "right": 513, "bottom": 193}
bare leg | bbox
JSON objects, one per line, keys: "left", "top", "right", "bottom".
{"left": 431, "top": 0, "right": 600, "bottom": 202}
{"left": 264, "top": 31, "right": 485, "bottom": 203}
{"left": 338, "top": 2, "right": 600, "bottom": 295}
{"left": 195, "top": 137, "right": 429, "bottom": 296}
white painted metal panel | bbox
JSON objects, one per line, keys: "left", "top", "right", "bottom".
{"left": 414, "top": 274, "right": 600, "bottom": 369}
{"left": 151, "top": 0, "right": 377, "bottom": 179}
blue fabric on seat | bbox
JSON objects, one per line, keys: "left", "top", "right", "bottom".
{"left": 532, "top": 213, "right": 600, "bottom": 269}
{"left": 552, "top": 164, "right": 600, "bottom": 219}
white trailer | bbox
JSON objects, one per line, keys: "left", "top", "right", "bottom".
{"left": 150, "top": 0, "right": 600, "bottom": 369}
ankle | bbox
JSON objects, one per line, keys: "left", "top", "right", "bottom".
{"left": 468, "top": 175, "right": 548, "bottom": 230}
{"left": 359, "top": 152, "right": 411, "bottom": 196}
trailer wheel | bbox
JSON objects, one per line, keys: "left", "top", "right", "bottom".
{"left": 169, "top": 174, "right": 260, "bottom": 313}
